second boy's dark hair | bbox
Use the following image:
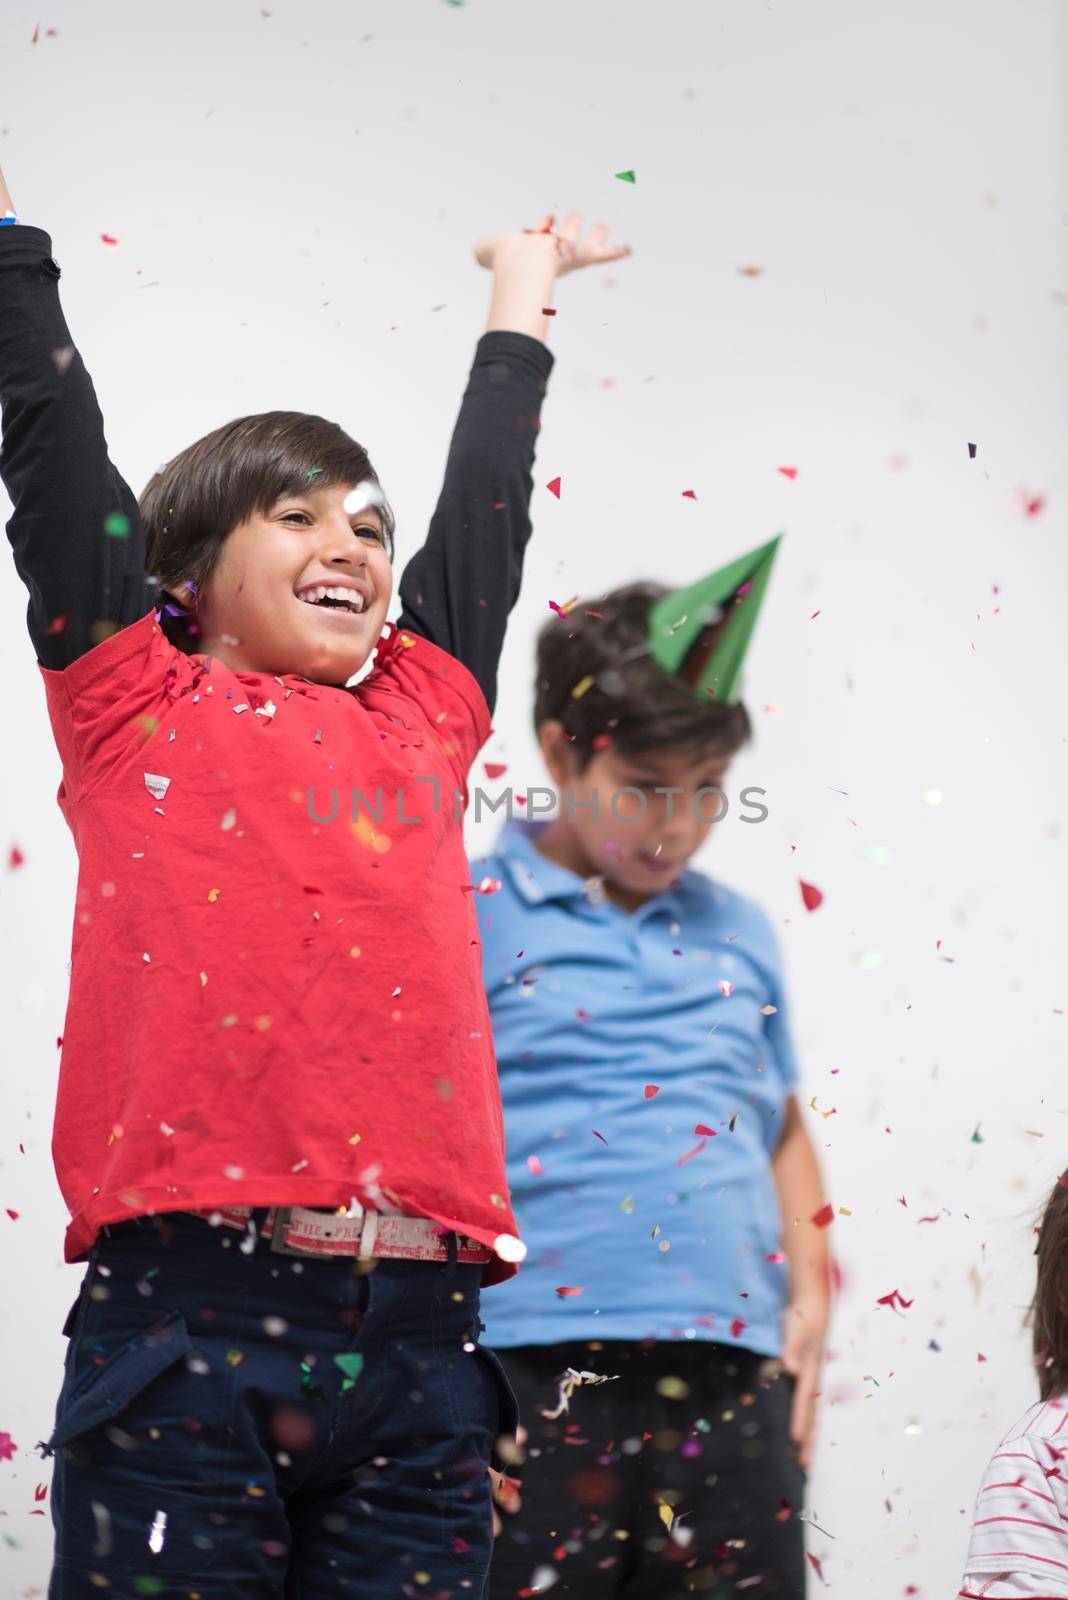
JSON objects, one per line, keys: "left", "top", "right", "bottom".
{"left": 1031, "top": 1168, "right": 1068, "bottom": 1401}
{"left": 141, "top": 410, "right": 396, "bottom": 602}
{"left": 534, "top": 580, "right": 752, "bottom": 773}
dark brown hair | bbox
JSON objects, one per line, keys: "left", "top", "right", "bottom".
{"left": 533, "top": 580, "right": 753, "bottom": 773}
{"left": 141, "top": 410, "right": 395, "bottom": 606}
{"left": 1031, "top": 1169, "right": 1068, "bottom": 1400}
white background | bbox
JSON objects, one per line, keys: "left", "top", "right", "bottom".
{"left": 0, "top": 1, "right": 1065, "bottom": 1594}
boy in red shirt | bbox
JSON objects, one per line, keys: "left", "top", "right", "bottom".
{"left": 0, "top": 163, "right": 630, "bottom": 1597}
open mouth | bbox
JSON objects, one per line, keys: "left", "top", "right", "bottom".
{"left": 296, "top": 584, "right": 368, "bottom": 617}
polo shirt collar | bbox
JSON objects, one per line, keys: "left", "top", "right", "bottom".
{"left": 492, "top": 817, "right": 694, "bottom": 917}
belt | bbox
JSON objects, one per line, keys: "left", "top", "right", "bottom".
{"left": 184, "top": 1203, "right": 493, "bottom": 1264}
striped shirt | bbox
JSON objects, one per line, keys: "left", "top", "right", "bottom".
{"left": 959, "top": 1394, "right": 1068, "bottom": 1598}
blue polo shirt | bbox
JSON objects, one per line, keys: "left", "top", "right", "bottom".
{"left": 473, "top": 818, "right": 800, "bottom": 1355}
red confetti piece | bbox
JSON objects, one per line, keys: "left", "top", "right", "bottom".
{"left": 677, "top": 1138, "right": 708, "bottom": 1166}
{"left": 592, "top": 733, "right": 613, "bottom": 751}
{"left": 799, "top": 879, "right": 824, "bottom": 911}
{"left": 681, "top": 489, "right": 698, "bottom": 499}
{"left": 592, "top": 1130, "right": 607, "bottom": 1144}
{"left": 35, "top": 1483, "right": 47, "bottom": 1502}
{"left": 810, "top": 1203, "right": 835, "bottom": 1229}
{"left": 5, "top": 1209, "right": 18, "bottom": 1221}
{"left": 0, "top": 1432, "right": 15, "bottom": 1463}
{"left": 718, "top": 979, "right": 734, "bottom": 997}
{"left": 8, "top": 846, "right": 25, "bottom": 869}
{"left": 730, "top": 1317, "right": 747, "bottom": 1338}
{"left": 777, "top": 466, "right": 798, "bottom": 480}
{"left": 99, "top": 234, "right": 120, "bottom": 249}
{"left": 31, "top": 23, "right": 39, "bottom": 43}
{"left": 484, "top": 762, "right": 507, "bottom": 780}
{"left": 453, "top": 1536, "right": 470, "bottom": 1553}
{"left": 765, "top": 1251, "right": 786, "bottom": 1263}
{"left": 875, "top": 1288, "right": 914, "bottom": 1315}
{"left": 542, "top": 307, "right": 557, "bottom": 316}
{"left": 546, "top": 477, "right": 561, "bottom": 498}
{"left": 46, "top": 613, "right": 67, "bottom": 635}
{"left": 644, "top": 1085, "right": 660, "bottom": 1099}
{"left": 807, "top": 1552, "right": 828, "bottom": 1586}
{"left": 977, "top": 1351, "right": 987, "bottom": 1363}
{"left": 527, "top": 1155, "right": 543, "bottom": 1175}
{"left": 694, "top": 1124, "right": 717, "bottom": 1136}
{"left": 555, "top": 1285, "right": 584, "bottom": 1297}
{"left": 474, "top": 876, "right": 502, "bottom": 895}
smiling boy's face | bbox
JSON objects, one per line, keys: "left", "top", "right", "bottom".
{"left": 536, "top": 722, "right": 733, "bottom": 911}
{"left": 172, "top": 481, "right": 393, "bottom": 685}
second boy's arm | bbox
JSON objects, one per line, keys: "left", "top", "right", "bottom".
{"left": 0, "top": 166, "right": 150, "bottom": 670}
{"left": 772, "top": 1094, "right": 833, "bottom": 1470}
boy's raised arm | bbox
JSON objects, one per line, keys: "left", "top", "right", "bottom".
{"left": 395, "top": 215, "right": 629, "bottom": 716}
{"left": 0, "top": 168, "right": 149, "bottom": 669}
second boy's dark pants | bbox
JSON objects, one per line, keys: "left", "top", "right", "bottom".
{"left": 490, "top": 1339, "right": 808, "bottom": 1599}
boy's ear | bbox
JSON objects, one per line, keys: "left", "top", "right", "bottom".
{"left": 537, "top": 720, "right": 574, "bottom": 786}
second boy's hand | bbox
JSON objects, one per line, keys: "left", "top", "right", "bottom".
{"left": 476, "top": 211, "right": 632, "bottom": 342}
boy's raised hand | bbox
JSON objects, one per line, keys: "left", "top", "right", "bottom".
{"left": 474, "top": 211, "right": 632, "bottom": 278}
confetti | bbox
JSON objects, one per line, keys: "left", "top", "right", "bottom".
{"left": 677, "top": 1137, "right": 708, "bottom": 1166}
{"left": 694, "top": 1123, "right": 717, "bottom": 1137}
{"left": 718, "top": 979, "right": 734, "bottom": 998}
{"left": 484, "top": 762, "right": 507, "bottom": 780}
{"left": 8, "top": 846, "right": 24, "bottom": 869}
{"left": 143, "top": 773, "right": 171, "bottom": 801}
{"left": 555, "top": 1285, "right": 584, "bottom": 1297}
{"left": 541, "top": 1366, "right": 618, "bottom": 1420}
{"left": 738, "top": 264, "right": 765, "bottom": 277}
{"left": 99, "top": 234, "right": 120, "bottom": 250}
{"left": 810, "top": 1203, "right": 835, "bottom": 1229}
{"left": 968, "top": 442, "right": 978, "bottom": 459}
{"left": 799, "top": 880, "right": 824, "bottom": 911}
{"left": 777, "top": 466, "right": 798, "bottom": 480}
{"left": 546, "top": 477, "right": 562, "bottom": 498}
{"left": 682, "top": 488, "right": 698, "bottom": 499}
{"left": 592, "top": 1129, "right": 607, "bottom": 1144}
{"left": 104, "top": 512, "right": 130, "bottom": 539}
{"left": 730, "top": 1317, "right": 747, "bottom": 1338}
{"left": 644, "top": 1085, "right": 660, "bottom": 1099}
{"left": 493, "top": 1233, "right": 527, "bottom": 1263}
{"left": 875, "top": 1288, "right": 913, "bottom": 1315}
{"left": 614, "top": 169, "right": 636, "bottom": 183}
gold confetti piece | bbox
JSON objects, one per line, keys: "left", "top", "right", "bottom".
{"left": 570, "top": 674, "right": 596, "bottom": 700}
{"left": 199, "top": 971, "right": 207, "bottom": 986}
{"left": 760, "top": 1004, "right": 778, "bottom": 1015}
{"left": 658, "top": 1502, "right": 675, "bottom": 1532}
{"left": 621, "top": 1195, "right": 634, "bottom": 1213}
{"left": 348, "top": 1134, "right": 362, "bottom": 1145}
{"left": 838, "top": 1206, "right": 852, "bottom": 1216}
{"left": 208, "top": 887, "right": 221, "bottom": 903}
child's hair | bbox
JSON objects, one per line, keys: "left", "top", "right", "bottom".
{"left": 1031, "top": 1168, "right": 1068, "bottom": 1400}
{"left": 141, "top": 410, "right": 396, "bottom": 602}
{"left": 533, "top": 580, "right": 752, "bottom": 774}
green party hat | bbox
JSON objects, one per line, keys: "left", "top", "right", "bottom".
{"left": 646, "top": 534, "right": 782, "bottom": 703}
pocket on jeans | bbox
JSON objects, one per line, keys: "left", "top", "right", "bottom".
{"left": 473, "top": 1343, "right": 521, "bottom": 1471}
{"left": 45, "top": 1309, "right": 192, "bottom": 1456}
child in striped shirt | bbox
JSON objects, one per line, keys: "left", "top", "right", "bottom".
{"left": 959, "top": 1168, "right": 1068, "bottom": 1598}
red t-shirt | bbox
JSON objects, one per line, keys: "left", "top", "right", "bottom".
{"left": 39, "top": 611, "right": 520, "bottom": 1284}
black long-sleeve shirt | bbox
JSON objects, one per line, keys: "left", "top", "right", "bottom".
{"left": 0, "top": 224, "right": 553, "bottom": 714}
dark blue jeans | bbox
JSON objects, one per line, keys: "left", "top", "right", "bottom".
{"left": 42, "top": 1209, "right": 519, "bottom": 1598}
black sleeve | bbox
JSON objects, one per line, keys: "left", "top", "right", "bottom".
{"left": 0, "top": 225, "right": 149, "bottom": 670}
{"left": 394, "top": 329, "right": 555, "bottom": 716}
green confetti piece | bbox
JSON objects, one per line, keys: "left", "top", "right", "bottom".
{"left": 971, "top": 1123, "right": 984, "bottom": 1144}
{"left": 133, "top": 1580, "right": 167, "bottom": 1598}
{"left": 615, "top": 169, "right": 636, "bottom": 183}
{"left": 856, "top": 950, "right": 883, "bottom": 970}
{"left": 334, "top": 1351, "right": 364, "bottom": 1391}
{"left": 104, "top": 512, "right": 131, "bottom": 540}
{"left": 864, "top": 844, "right": 893, "bottom": 867}
{"left": 305, "top": 467, "right": 324, "bottom": 478}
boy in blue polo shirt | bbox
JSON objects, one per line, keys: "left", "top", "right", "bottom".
{"left": 474, "top": 551, "right": 832, "bottom": 1598}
